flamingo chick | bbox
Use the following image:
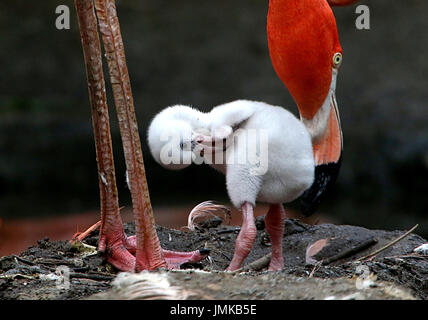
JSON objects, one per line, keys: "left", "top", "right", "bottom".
{"left": 147, "top": 100, "right": 315, "bottom": 271}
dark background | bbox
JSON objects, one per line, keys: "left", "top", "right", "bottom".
{"left": 0, "top": 0, "right": 427, "bottom": 237}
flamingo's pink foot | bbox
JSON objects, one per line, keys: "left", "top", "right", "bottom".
{"left": 107, "top": 237, "right": 209, "bottom": 271}
{"left": 124, "top": 235, "right": 210, "bottom": 269}
{"left": 162, "top": 248, "right": 210, "bottom": 269}
{"left": 105, "top": 240, "right": 136, "bottom": 272}
{"left": 95, "top": 231, "right": 136, "bottom": 271}
{"left": 70, "top": 225, "right": 210, "bottom": 271}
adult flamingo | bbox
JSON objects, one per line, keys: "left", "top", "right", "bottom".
{"left": 73, "top": 0, "right": 360, "bottom": 273}
{"left": 267, "top": 0, "right": 359, "bottom": 216}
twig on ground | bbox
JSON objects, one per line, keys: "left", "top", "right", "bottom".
{"left": 70, "top": 272, "right": 114, "bottom": 281}
{"left": 217, "top": 228, "right": 241, "bottom": 235}
{"left": 322, "top": 237, "right": 378, "bottom": 265}
{"left": 357, "top": 224, "right": 419, "bottom": 261}
{"left": 12, "top": 255, "right": 35, "bottom": 266}
{"left": 383, "top": 254, "right": 428, "bottom": 260}
{"left": 232, "top": 253, "right": 272, "bottom": 274}
{"left": 210, "top": 248, "right": 232, "bottom": 262}
{"left": 34, "top": 258, "right": 72, "bottom": 265}
{"left": 0, "top": 274, "right": 36, "bottom": 280}
{"left": 309, "top": 261, "right": 322, "bottom": 278}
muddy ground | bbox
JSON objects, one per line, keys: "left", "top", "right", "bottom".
{"left": 0, "top": 218, "right": 427, "bottom": 300}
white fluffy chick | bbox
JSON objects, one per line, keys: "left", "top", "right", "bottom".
{"left": 147, "top": 100, "right": 314, "bottom": 271}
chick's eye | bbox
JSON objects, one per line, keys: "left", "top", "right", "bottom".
{"left": 180, "top": 141, "right": 190, "bottom": 150}
{"left": 333, "top": 52, "right": 343, "bottom": 68}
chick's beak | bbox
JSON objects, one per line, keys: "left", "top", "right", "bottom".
{"left": 193, "top": 134, "right": 228, "bottom": 156}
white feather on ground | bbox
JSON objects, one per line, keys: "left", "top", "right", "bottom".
{"left": 108, "top": 271, "right": 194, "bottom": 300}
{"left": 187, "top": 201, "right": 231, "bottom": 231}
{"left": 413, "top": 243, "right": 428, "bottom": 255}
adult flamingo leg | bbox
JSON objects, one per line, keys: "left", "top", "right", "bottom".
{"left": 74, "top": 0, "right": 209, "bottom": 271}
{"left": 265, "top": 204, "right": 285, "bottom": 271}
{"left": 226, "top": 202, "right": 257, "bottom": 271}
{"left": 74, "top": 0, "right": 135, "bottom": 272}
{"left": 70, "top": 221, "right": 208, "bottom": 269}
{"left": 93, "top": 0, "right": 211, "bottom": 271}
{"left": 70, "top": 222, "right": 208, "bottom": 269}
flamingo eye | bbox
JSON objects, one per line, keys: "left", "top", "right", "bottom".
{"left": 333, "top": 52, "right": 343, "bottom": 68}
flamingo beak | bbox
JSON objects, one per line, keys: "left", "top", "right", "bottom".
{"left": 267, "top": 0, "right": 345, "bottom": 217}
{"left": 300, "top": 74, "right": 344, "bottom": 217}
{"left": 308, "top": 76, "right": 344, "bottom": 216}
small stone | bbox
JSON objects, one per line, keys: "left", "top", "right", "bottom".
{"left": 255, "top": 216, "right": 265, "bottom": 230}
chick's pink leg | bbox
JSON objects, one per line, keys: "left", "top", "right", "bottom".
{"left": 226, "top": 202, "right": 257, "bottom": 271}
{"left": 265, "top": 204, "right": 285, "bottom": 271}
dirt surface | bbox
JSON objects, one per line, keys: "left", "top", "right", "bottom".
{"left": 0, "top": 218, "right": 427, "bottom": 300}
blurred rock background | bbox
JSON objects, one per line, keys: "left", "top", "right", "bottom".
{"left": 0, "top": 0, "right": 427, "bottom": 242}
